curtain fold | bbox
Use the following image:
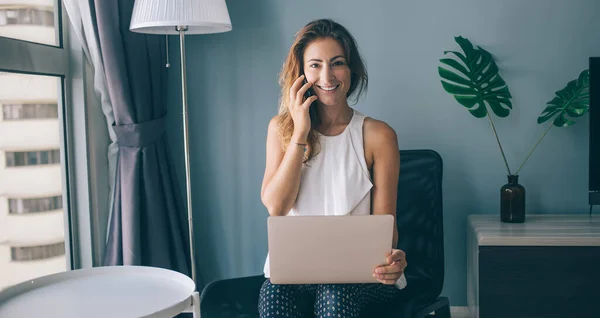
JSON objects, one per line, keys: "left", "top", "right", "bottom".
{"left": 64, "top": 0, "right": 192, "bottom": 281}
{"left": 63, "top": 0, "right": 119, "bottom": 242}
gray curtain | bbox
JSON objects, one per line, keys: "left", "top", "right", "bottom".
{"left": 94, "top": 0, "right": 191, "bottom": 279}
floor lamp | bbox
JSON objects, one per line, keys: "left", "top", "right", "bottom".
{"left": 129, "top": 0, "right": 232, "bottom": 314}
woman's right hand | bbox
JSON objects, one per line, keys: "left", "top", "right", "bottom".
{"left": 289, "top": 75, "right": 318, "bottom": 142}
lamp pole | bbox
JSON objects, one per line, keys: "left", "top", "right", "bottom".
{"left": 177, "top": 25, "right": 197, "bottom": 285}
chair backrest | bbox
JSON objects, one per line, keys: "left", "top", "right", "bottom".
{"left": 395, "top": 149, "right": 444, "bottom": 301}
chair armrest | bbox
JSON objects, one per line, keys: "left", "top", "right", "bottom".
{"left": 412, "top": 296, "right": 449, "bottom": 318}
{"left": 199, "top": 275, "right": 266, "bottom": 317}
{"left": 399, "top": 296, "right": 449, "bottom": 318}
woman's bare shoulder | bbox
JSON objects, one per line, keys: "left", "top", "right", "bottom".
{"left": 362, "top": 116, "right": 398, "bottom": 170}
{"left": 268, "top": 114, "right": 281, "bottom": 128}
{"left": 363, "top": 117, "right": 398, "bottom": 145}
{"left": 267, "top": 115, "right": 283, "bottom": 137}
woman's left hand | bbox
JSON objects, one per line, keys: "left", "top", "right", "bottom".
{"left": 373, "top": 249, "right": 407, "bottom": 285}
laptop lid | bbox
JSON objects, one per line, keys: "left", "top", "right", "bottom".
{"left": 267, "top": 214, "right": 394, "bottom": 284}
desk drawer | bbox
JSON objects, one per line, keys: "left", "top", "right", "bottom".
{"left": 479, "top": 246, "right": 600, "bottom": 318}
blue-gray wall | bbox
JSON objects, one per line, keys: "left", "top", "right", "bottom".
{"left": 166, "top": 0, "right": 597, "bottom": 306}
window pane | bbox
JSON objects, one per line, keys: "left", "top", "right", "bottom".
{"left": 0, "top": 2, "right": 59, "bottom": 47}
{"left": 35, "top": 104, "right": 46, "bottom": 118}
{"left": 7, "top": 195, "right": 62, "bottom": 215}
{"left": 51, "top": 149, "right": 60, "bottom": 164}
{"left": 8, "top": 199, "right": 18, "bottom": 213}
{"left": 10, "top": 104, "right": 20, "bottom": 120}
{"left": 2, "top": 104, "right": 59, "bottom": 121}
{"left": 0, "top": 71, "right": 68, "bottom": 291}
{"left": 10, "top": 242, "right": 65, "bottom": 261}
{"left": 54, "top": 196, "right": 62, "bottom": 209}
{"left": 2, "top": 105, "right": 11, "bottom": 120}
{"left": 23, "top": 105, "right": 35, "bottom": 118}
{"left": 48, "top": 104, "right": 58, "bottom": 118}
{"left": 39, "top": 150, "right": 49, "bottom": 164}
{"left": 13, "top": 152, "right": 25, "bottom": 166}
{"left": 26, "top": 151, "right": 38, "bottom": 165}
{"left": 5, "top": 150, "right": 59, "bottom": 167}
{"left": 5, "top": 151, "right": 14, "bottom": 166}
{"left": 12, "top": 104, "right": 22, "bottom": 119}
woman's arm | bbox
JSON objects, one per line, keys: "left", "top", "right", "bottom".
{"left": 260, "top": 116, "right": 306, "bottom": 216}
{"left": 366, "top": 119, "right": 400, "bottom": 247}
{"left": 365, "top": 118, "right": 407, "bottom": 286}
{"left": 262, "top": 76, "right": 316, "bottom": 216}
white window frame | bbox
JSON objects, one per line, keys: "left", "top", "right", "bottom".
{"left": 0, "top": 0, "right": 110, "bottom": 271}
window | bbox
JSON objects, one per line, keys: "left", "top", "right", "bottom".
{"left": 8, "top": 195, "right": 62, "bottom": 214}
{"left": 0, "top": 5, "right": 58, "bottom": 46}
{"left": 2, "top": 104, "right": 58, "bottom": 120}
{"left": 0, "top": 7, "right": 54, "bottom": 27}
{"left": 5, "top": 150, "right": 60, "bottom": 167}
{"left": 11, "top": 242, "right": 65, "bottom": 261}
{"left": 0, "top": 0, "right": 73, "bottom": 292}
{"left": 0, "top": 8, "right": 54, "bottom": 27}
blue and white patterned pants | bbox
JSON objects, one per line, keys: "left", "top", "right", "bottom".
{"left": 258, "top": 279, "right": 401, "bottom": 317}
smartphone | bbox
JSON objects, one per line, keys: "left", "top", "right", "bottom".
{"left": 303, "top": 78, "right": 314, "bottom": 99}
{"left": 303, "top": 76, "right": 318, "bottom": 126}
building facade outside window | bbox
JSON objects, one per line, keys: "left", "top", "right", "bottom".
{"left": 8, "top": 195, "right": 62, "bottom": 214}
{"left": 2, "top": 104, "right": 58, "bottom": 120}
{"left": 5, "top": 150, "right": 60, "bottom": 167}
{"left": 0, "top": 8, "right": 54, "bottom": 27}
{"left": 11, "top": 242, "right": 65, "bottom": 262}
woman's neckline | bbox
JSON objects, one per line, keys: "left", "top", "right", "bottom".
{"left": 316, "top": 108, "right": 355, "bottom": 138}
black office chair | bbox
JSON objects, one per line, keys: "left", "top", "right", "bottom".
{"left": 199, "top": 149, "right": 450, "bottom": 317}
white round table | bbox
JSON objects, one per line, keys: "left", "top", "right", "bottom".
{"left": 0, "top": 266, "right": 197, "bottom": 318}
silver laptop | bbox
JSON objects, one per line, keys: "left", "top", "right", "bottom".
{"left": 267, "top": 214, "right": 394, "bottom": 284}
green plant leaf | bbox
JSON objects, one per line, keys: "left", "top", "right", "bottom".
{"left": 439, "top": 36, "right": 513, "bottom": 118}
{"left": 537, "top": 69, "right": 589, "bottom": 127}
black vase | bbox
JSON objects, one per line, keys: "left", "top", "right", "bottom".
{"left": 500, "top": 175, "right": 525, "bottom": 223}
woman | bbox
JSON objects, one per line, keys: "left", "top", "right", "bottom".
{"left": 259, "top": 18, "right": 407, "bottom": 317}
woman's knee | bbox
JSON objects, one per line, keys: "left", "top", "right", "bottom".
{"left": 259, "top": 279, "right": 294, "bottom": 303}
{"left": 314, "top": 284, "right": 362, "bottom": 317}
{"left": 258, "top": 280, "right": 303, "bottom": 317}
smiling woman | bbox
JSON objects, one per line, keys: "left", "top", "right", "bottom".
{"left": 259, "top": 19, "right": 406, "bottom": 318}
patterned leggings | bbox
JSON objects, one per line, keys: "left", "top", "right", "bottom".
{"left": 258, "top": 279, "right": 401, "bottom": 317}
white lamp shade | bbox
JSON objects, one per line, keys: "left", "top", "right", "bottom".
{"left": 129, "top": 0, "right": 232, "bottom": 34}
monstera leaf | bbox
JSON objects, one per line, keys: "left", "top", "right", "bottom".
{"left": 439, "top": 36, "right": 512, "bottom": 118}
{"left": 537, "top": 70, "right": 589, "bottom": 127}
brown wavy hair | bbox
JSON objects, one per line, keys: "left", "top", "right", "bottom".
{"left": 277, "top": 19, "right": 368, "bottom": 163}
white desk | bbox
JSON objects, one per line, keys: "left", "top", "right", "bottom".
{"left": 467, "top": 214, "right": 600, "bottom": 318}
